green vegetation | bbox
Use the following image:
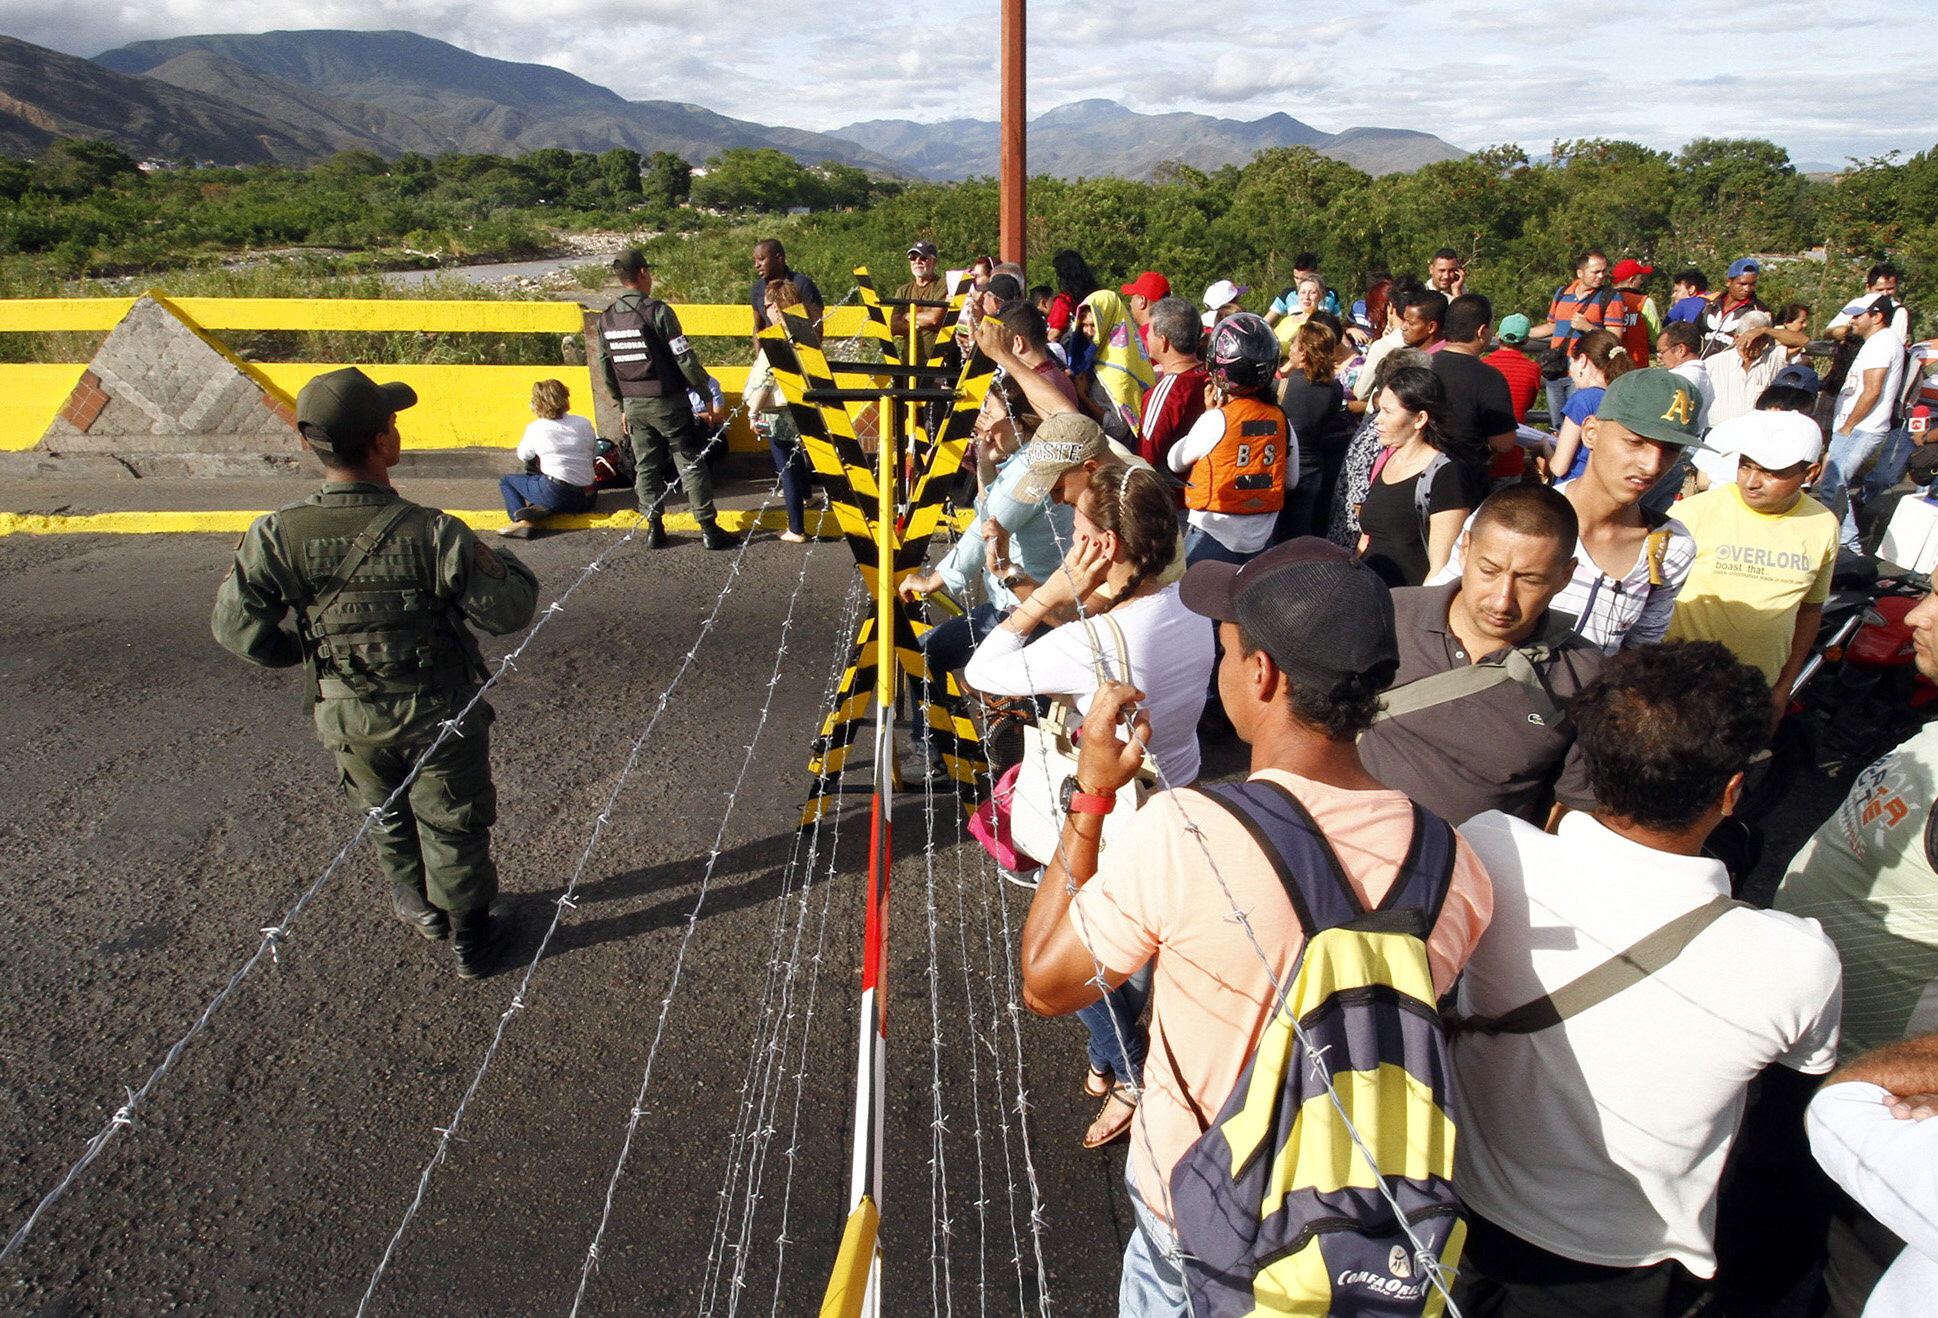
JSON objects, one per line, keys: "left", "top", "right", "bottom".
{"left": 4, "top": 136, "right": 1937, "bottom": 347}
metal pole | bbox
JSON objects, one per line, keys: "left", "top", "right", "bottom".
{"left": 999, "top": 0, "right": 1026, "bottom": 269}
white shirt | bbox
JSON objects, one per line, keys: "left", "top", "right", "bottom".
{"left": 1452, "top": 810, "right": 1842, "bottom": 1276}
{"left": 1808, "top": 1081, "right": 1938, "bottom": 1317}
{"left": 1669, "top": 359, "right": 1715, "bottom": 433}
{"left": 1165, "top": 409, "right": 1295, "bottom": 554}
{"left": 1837, "top": 329, "right": 1908, "bottom": 438}
{"left": 962, "top": 584, "right": 1214, "bottom": 786}
{"left": 515, "top": 414, "right": 598, "bottom": 487}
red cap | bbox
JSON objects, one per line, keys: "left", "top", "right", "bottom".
{"left": 1610, "top": 258, "right": 1654, "bottom": 282}
{"left": 1121, "top": 271, "right": 1171, "bottom": 301}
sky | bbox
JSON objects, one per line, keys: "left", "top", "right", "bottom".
{"left": 15, "top": 0, "right": 1930, "bottom": 169}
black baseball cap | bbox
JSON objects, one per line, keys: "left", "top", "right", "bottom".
{"left": 907, "top": 241, "right": 939, "bottom": 259}
{"left": 295, "top": 367, "right": 416, "bottom": 456}
{"left": 1180, "top": 537, "right": 1398, "bottom": 697}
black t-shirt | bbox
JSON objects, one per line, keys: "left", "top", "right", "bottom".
{"left": 1431, "top": 351, "right": 1516, "bottom": 459}
{"left": 1278, "top": 374, "right": 1349, "bottom": 480}
{"left": 1358, "top": 455, "right": 1487, "bottom": 588}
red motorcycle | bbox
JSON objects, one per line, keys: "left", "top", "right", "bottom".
{"left": 1739, "top": 561, "right": 1937, "bottom": 821}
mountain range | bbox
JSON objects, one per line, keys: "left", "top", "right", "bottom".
{"left": 834, "top": 100, "right": 1463, "bottom": 180}
{"left": 0, "top": 28, "right": 1465, "bottom": 181}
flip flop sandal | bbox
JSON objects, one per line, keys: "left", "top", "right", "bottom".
{"left": 1082, "top": 1081, "right": 1139, "bottom": 1150}
{"left": 1084, "top": 1062, "right": 1112, "bottom": 1098}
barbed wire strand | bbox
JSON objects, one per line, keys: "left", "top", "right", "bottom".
{"left": 566, "top": 478, "right": 826, "bottom": 1318}
{"left": 697, "top": 567, "right": 861, "bottom": 1316}
{"left": 714, "top": 580, "right": 872, "bottom": 1317}
{"left": 352, "top": 434, "right": 793, "bottom": 1316}
{"left": 919, "top": 734, "right": 957, "bottom": 1314}
{"left": 0, "top": 415, "right": 722, "bottom": 1270}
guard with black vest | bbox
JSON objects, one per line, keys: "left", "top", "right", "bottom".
{"left": 599, "top": 249, "right": 737, "bottom": 549}
{"left": 211, "top": 367, "right": 539, "bottom": 978}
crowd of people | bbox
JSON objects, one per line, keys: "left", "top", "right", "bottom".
{"left": 883, "top": 241, "right": 1938, "bottom": 1316}
{"left": 211, "top": 236, "right": 1938, "bottom": 1315}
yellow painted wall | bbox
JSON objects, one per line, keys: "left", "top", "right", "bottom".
{"left": 0, "top": 296, "right": 868, "bottom": 454}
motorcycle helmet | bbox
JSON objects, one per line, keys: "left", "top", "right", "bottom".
{"left": 1206, "top": 312, "right": 1280, "bottom": 390}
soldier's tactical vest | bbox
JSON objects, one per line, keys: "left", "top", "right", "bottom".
{"left": 600, "top": 296, "right": 682, "bottom": 398}
{"left": 1186, "top": 396, "right": 1288, "bottom": 515}
{"left": 273, "top": 499, "right": 485, "bottom": 702}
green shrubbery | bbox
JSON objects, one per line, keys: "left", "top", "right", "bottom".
{"left": 3, "top": 136, "right": 1935, "bottom": 347}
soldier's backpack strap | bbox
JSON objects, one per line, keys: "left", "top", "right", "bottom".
{"left": 310, "top": 500, "right": 417, "bottom": 618}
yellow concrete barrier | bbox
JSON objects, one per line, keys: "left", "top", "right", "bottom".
{"left": 0, "top": 296, "right": 875, "bottom": 455}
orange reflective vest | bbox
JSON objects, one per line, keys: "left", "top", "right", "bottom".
{"left": 1185, "top": 396, "right": 1288, "bottom": 514}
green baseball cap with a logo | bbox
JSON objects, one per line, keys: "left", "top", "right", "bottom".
{"left": 1594, "top": 367, "right": 1708, "bottom": 448}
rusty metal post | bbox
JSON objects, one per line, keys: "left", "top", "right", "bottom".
{"left": 999, "top": 0, "right": 1026, "bottom": 270}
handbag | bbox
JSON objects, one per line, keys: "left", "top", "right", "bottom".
{"left": 744, "top": 349, "right": 788, "bottom": 414}
{"left": 1005, "top": 614, "right": 1160, "bottom": 868}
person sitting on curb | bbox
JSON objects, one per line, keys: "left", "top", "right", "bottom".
{"left": 499, "top": 379, "right": 597, "bottom": 539}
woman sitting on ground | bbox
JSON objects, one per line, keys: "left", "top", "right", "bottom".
{"left": 499, "top": 379, "right": 598, "bottom": 539}
{"left": 963, "top": 461, "right": 1213, "bottom": 1149}
{"left": 1355, "top": 364, "right": 1487, "bottom": 587}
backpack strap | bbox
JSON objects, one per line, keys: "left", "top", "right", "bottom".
{"left": 1411, "top": 450, "right": 1452, "bottom": 543}
{"left": 1375, "top": 633, "right": 1564, "bottom": 729}
{"left": 1454, "top": 894, "right": 1745, "bottom": 1035}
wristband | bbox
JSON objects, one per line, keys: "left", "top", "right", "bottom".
{"left": 1061, "top": 775, "right": 1117, "bottom": 816}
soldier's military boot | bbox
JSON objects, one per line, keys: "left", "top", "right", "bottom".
{"left": 646, "top": 516, "right": 668, "bottom": 549}
{"left": 450, "top": 907, "right": 504, "bottom": 979}
{"left": 700, "top": 518, "right": 739, "bottom": 551}
{"left": 391, "top": 881, "right": 449, "bottom": 940}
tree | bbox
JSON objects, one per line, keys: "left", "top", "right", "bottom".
{"left": 32, "top": 139, "right": 142, "bottom": 198}
{"left": 1671, "top": 138, "right": 1810, "bottom": 257}
{"left": 690, "top": 148, "right": 811, "bottom": 212}
{"left": 597, "top": 147, "right": 644, "bottom": 201}
{"left": 642, "top": 151, "right": 692, "bottom": 208}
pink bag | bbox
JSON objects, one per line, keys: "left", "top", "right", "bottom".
{"left": 967, "top": 762, "right": 1041, "bottom": 871}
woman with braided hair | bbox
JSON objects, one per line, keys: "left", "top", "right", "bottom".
{"left": 964, "top": 461, "right": 1214, "bottom": 1147}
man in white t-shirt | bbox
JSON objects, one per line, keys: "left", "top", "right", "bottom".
{"left": 1450, "top": 641, "right": 1842, "bottom": 1315}
{"left": 1822, "top": 292, "right": 1909, "bottom": 549}
{"left": 1808, "top": 1030, "right": 1938, "bottom": 1318}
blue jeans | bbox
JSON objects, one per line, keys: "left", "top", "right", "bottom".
{"left": 1183, "top": 525, "right": 1256, "bottom": 567}
{"left": 1076, "top": 963, "right": 1151, "bottom": 1083}
{"left": 1544, "top": 375, "right": 1574, "bottom": 428}
{"left": 1120, "top": 1165, "right": 1189, "bottom": 1317}
{"left": 1821, "top": 428, "right": 1891, "bottom": 548}
{"left": 757, "top": 413, "right": 812, "bottom": 535}
{"left": 500, "top": 471, "right": 594, "bottom": 522}
{"left": 1864, "top": 425, "right": 1916, "bottom": 505}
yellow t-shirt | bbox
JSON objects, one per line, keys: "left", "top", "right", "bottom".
{"left": 1666, "top": 484, "right": 1838, "bottom": 682}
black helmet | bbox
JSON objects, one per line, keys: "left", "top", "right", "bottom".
{"left": 1206, "top": 312, "right": 1279, "bottom": 389}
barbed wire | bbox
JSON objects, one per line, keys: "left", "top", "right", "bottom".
{"left": 566, "top": 473, "right": 829, "bottom": 1317}
{"left": 350, "top": 365, "right": 818, "bottom": 1313}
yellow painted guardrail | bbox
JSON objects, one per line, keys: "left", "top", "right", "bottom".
{"left": 0, "top": 296, "right": 872, "bottom": 452}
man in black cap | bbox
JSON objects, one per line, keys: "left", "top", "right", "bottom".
{"left": 1016, "top": 538, "right": 1493, "bottom": 1311}
{"left": 599, "top": 248, "right": 736, "bottom": 549}
{"left": 212, "top": 368, "right": 538, "bottom": 977}
{"left": 890, "top": 240, "right": 951, "bottom": 363}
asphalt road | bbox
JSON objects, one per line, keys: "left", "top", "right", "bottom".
{"left": 0, "top": 471, "right": 1853, "bottom": 1317}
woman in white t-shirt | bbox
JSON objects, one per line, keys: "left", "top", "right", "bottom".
{"left": 499, "top": 379, "right": 599, "bottom": 539}
{"left": 964, "top": 461, "right": 1214, "bottom": 1148}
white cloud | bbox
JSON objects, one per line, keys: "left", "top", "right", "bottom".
{"left": 1198, "top": 52, "right": 1330, "bottom": 103}
{"left": 4, "top": 0, "right": 1929, "bottom": 164}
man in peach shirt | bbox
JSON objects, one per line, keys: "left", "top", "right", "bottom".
{"left": 1019, "top": 538, "right": 1494, "bottom": 1316}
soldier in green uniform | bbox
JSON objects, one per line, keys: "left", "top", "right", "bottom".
{"left": 211, "top": 368, "right": 539, "bottom": 978}
{"left": 599, "top": 248, "right": 738, "bottom": 550}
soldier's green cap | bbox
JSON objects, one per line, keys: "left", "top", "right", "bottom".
{"left": 1594, "top": 367, "right": 1709, "bottom": 449}
{"left": 295, "top": 367, "right": 417, "bottom": 456}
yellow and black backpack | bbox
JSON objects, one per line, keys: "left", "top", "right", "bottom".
{"left": 1166, "top": 779, "right": 1465, "bottom": 1317}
